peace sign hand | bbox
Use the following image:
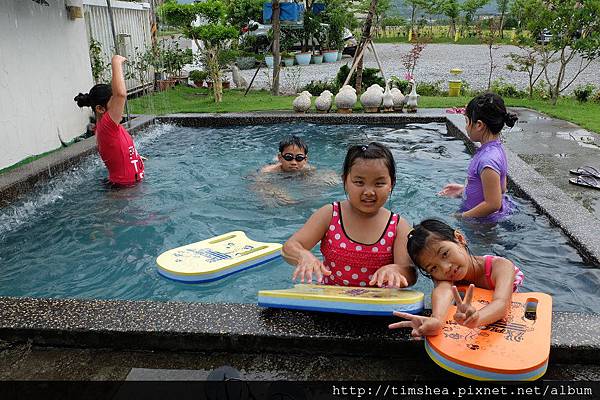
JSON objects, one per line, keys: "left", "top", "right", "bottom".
{"left": 452, "top": 284, "right": 480, "bottom": 329}
{"left": 388, "top": 312, "right": 442, "bottom": 338}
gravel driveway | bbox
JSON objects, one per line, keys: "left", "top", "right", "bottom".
{"left": 225, "top": 43, "right": 600, "bottom": 95}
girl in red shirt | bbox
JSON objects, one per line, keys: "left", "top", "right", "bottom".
{"left": 74, "top": 55, "right": 144, "bottom": 186}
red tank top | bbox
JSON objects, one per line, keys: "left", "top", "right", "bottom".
{"left": 320, "top": 202, "right": 399, "bottom": 287}
{"left": 95, "top": 112, "right": 144, "bottom": 186}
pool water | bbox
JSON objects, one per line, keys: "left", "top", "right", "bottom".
{"left": 0, "top": 122, "right": 597, "bottom": 313}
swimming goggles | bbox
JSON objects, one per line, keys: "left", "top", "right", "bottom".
{"left": 281, "top": 153, "right": 307, "bottom": 162}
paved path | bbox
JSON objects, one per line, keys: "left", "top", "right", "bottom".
{"left": 224, "top": 43, "right": 600, "bottom": 95}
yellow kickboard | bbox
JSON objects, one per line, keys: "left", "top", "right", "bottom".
{"left": 156, "top": 231, "right": 282, "bottom": 283}
{"left": 258, "top": 284, "right": 424, "bottom": 315}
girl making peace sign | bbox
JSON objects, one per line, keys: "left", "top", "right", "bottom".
{"left": 389, "top": 219, "right": 524, "bottom": 337}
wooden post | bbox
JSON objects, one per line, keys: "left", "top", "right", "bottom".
{"left": 271, "top": 0, "right": 281, "bottom": 96}
{"left": 354, "top": 0, "right": 378, "bottom": 94}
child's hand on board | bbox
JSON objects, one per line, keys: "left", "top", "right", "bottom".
{"left": 292, "top": 253, "right": 331, "bottom": 284}
{"left": 438, "top": 183, "right": 464, "bottom": 198}
{"left": 369, "top": 265, "right": 409, "bottom": 288}
{"left": 452, "top": 284, "right": 481, "bottom": 329}
{"left": 389, "top": 312, "right": 442, "bottom": 338}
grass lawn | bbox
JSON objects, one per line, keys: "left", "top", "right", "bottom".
{"left": 128, "top": 86, "right": 600, "bottom": 134}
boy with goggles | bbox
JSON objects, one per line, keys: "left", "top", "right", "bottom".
{"left": 261, "top": 135, "right": 310, "bottom": 173}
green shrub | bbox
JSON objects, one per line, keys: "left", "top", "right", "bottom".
{"left": 189, "top": 69, "right": 208, "bottom": 82}
{"left": 460, "top": 81, "right": 475, "bottom": 97}
{"left": 491, "top": 78, "right": 527, "bottom": 98}
{"left": 416, "top": 80, "right": 444, "bottom": 96}
{"left": 334, "top": 65, "right": 385, "bottom": 92}
{"left": 573, "top": 84, "right": 596, "bottom": 103}
{"left": 389, "top": 76, "right": 409, "bottom": 93}
{"left": 218, "top": 49, "right": 241, "bottom": 67}
{"left": 301, "top": 80, "right": 338, "bottom": 95}
{"left": 531, "top": 80, "right": 551, "bottom": 100}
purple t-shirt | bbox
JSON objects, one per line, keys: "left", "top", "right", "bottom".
{"left": 460, "top": 140, "right": 515, "bottom": 223}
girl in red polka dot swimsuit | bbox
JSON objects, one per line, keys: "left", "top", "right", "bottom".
{"left": 282, "top": 143, "right": 417, "bottom": 288}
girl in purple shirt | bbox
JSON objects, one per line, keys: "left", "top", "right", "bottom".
{"left": 439, "top": 93, "right": 518, "bottom": 223}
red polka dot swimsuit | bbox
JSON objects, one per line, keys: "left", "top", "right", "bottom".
{"left": 320, "top": 202, "right": 399, "bottom": 287}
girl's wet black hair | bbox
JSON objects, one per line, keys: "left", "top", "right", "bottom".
{"left": 279, "top": 135, "right": 308, "bottom": 155}
{"left": 342, "top": 142, "right": 396, "bottom": 190}
{"left": 407, "top": 219, "right": 459, "bottom": 279}
{"left": 465, "top": 92, "right": 518, "bottom": 134}
{"left": 74, "top": 84, "right": 112, "bottom": 111}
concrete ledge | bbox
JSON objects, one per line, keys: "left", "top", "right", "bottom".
{"left": 157, "top": 111, "right": 447, "bottom": 127}
{"left": 0, "top": 296, "right": 598, "bottom": 365}
{"left": 0, "top": 115, "right": 155, "bottom": 208}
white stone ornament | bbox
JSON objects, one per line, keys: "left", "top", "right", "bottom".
{"left": 315, "top": 90, "right": 333, "bottom": 113}
{"left": 390, "top": 87, "right": 405, "bottom": 112}
{"left": 293, "top": 91, "right": 312, "bottom": 113}
{"left": 335, "top": 85, "right": 357, "bottom": 114}
{"left": 360, "top": 85, "right": 383, "bottom": 113}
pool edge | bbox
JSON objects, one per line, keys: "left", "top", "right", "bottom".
{"left": 0, "top": 111, "right": 599, "bottom": 369}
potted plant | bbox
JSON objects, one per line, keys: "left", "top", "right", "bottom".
{"left": 280, "top": 28, "right": 296, "bottom": 67}
{"left": 264, "top": 53, "right": 274, "bottom": 68}
{"left": 189, "top": 69, "right": 208, "bottom": 87}
{"left": 236, "top": 51, "right": 257, "bottom": 70}
{"left": 322, "top": 4, "right": 350, "bottom": 63}
{"left": 311, "top": 51, "right": 323, "bottom": 64}
{"left": 282, "top": 51, "right": 295, "bottom": 67}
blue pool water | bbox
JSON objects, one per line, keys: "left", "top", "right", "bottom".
{"left": 0, "top": 122, "right": 597, "bottom": 312}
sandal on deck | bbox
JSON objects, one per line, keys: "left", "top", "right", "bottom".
{"left": 569, "top": 174, "right": 600, "bottom": 191}
{"left": 569, "top": 165, "right": 600, "bottom": 179}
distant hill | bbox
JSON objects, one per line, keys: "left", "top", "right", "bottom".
{"left": 390, "top": 0, "right": 501, "bottom": 18}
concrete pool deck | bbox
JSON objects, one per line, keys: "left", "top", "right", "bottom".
{"left": 0, "top": 110, "right": 599, "bottom": 380}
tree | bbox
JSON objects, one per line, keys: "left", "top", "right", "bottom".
{"left": 509, "top": 0, "right": 528, "bottom": 32}
{"left": 505, "top": 38, "right": 546, "bottom": 97}
{"left": 358, "top": 0, "right": 392, "bottom": 38}
{"left": 477, "top": 17, "right": 501, "bottom": 90}
{"left": 353, "top": 0, "right": 378, "bottom": 93}
{"left": 461, "top": 0, "right": 490, "bottom": 37}
{"left": 159, "top": 0, "right": 239, "bottom": 103}
{"left": 438, "top": 0, "right": 461, "bottom": 38}
{"left": 402, "top": 0, "right": 428, "bottom": 38}
{"left": 496, "top": 0, "right": 512, "bottom": 38}
{"left": 223, "top": 0, "right": 263, "bottom": 29}
{"left": 520, "top": 0, "right": 600, "bottom": 104}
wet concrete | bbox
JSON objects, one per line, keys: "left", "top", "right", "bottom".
{"left": 1, "top": 342, "right": 599, "bottom": 381}
{"left": 503, "top": 108, "right": 600, "bottom": 220}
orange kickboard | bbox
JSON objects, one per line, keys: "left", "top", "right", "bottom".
{"left": 426, "top": 286, "right": 552, "bottom": 378}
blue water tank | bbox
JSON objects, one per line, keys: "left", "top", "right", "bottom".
{"left": 312, "top": 3, "right": 325, "bottom": 15}
{"left": 263, "top": 2, "right": 305, "bottom": 23}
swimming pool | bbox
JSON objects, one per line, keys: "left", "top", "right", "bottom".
{"left": 0, "top": 122, "right": 596, "bottom": 313}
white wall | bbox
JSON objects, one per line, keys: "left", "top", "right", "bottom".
{"left": 0, "top": 1, "right": 94, "bottom": 170}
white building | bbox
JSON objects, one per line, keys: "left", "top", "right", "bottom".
{"left": 0, "top": 0, "right": 94, "bottom": 171}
